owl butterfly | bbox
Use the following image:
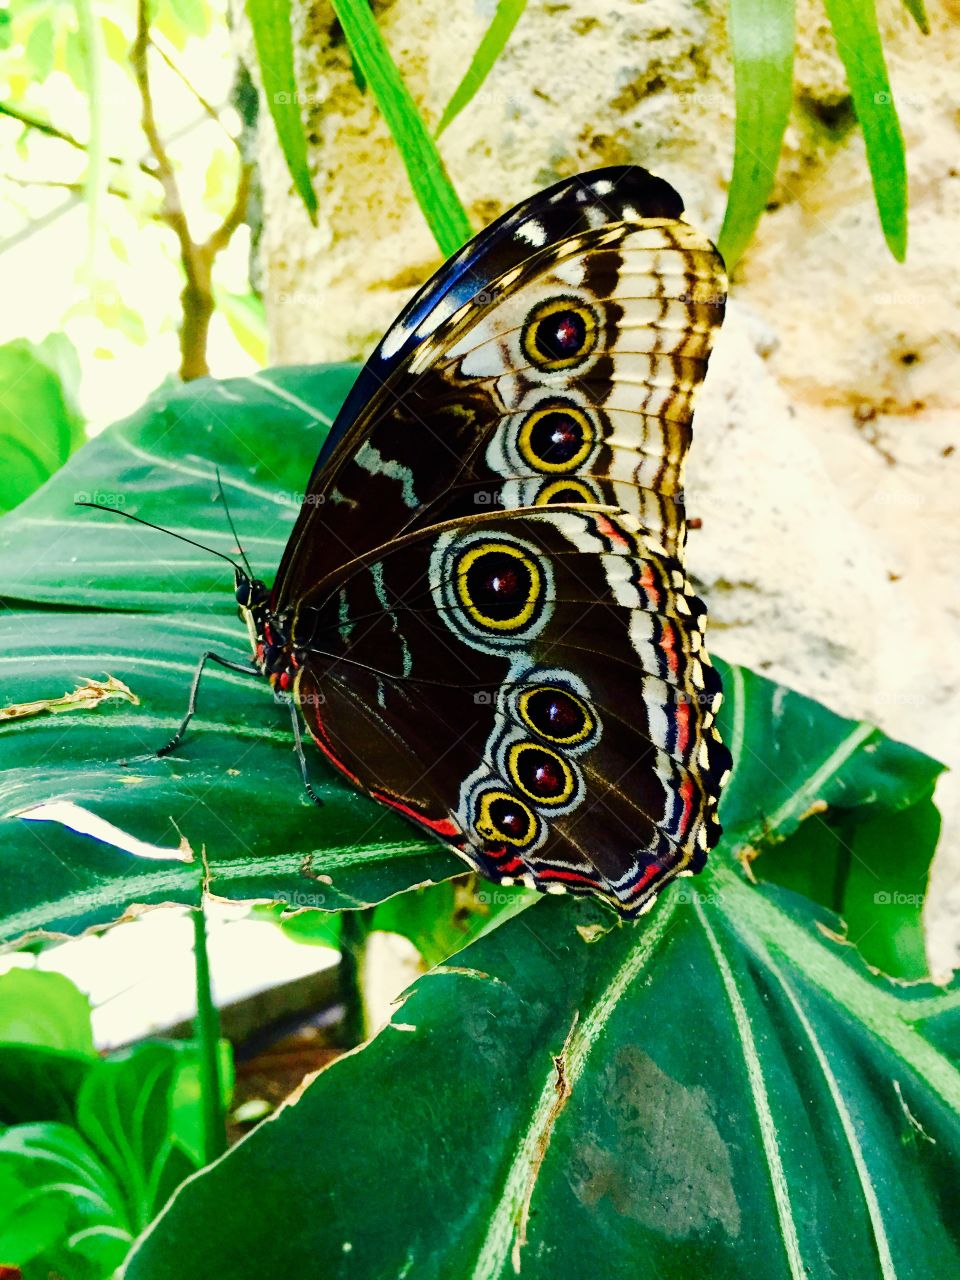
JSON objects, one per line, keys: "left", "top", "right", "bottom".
{"left": 139, "top": 166, "right": 731, "bottom": 919}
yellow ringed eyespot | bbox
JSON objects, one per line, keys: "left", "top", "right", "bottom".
{"left": 521, "top": 298, "right": 599, "bottom": 371}
{"left": 454, "top": 542, "right": 543, "bottom": 632}
{"left": 475, "top": 790, "right": 538, "bottom": 847}
{"left": 506, "top": 741, "right": 576, "bottom": 806}
{"left": 517, "top": 685, "right": 594, "bottom": 746}
{"left": 533, "top": 478, "right": 599, "bottom": 506}
{"left": 517, "top": 404, "right": 594, "bottom": 473}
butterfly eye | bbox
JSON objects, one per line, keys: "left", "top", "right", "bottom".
{"left": 518, "top": 686, "right": 595, "bottom": 746}
{"left": 476, "top": 789, "right": 539, "bottom": 847}
{"left": 455, "top": 542, "right": 543, "bottom": 632}
{"left": 236, "top": 578, "right": 268, "bottom": 607}
{"left": 521, "top": 298, "right": 598, "bottom": 370}
{"left": 506, "top": 742, "right": 576, "bottom": 806}
{"left": 518, "top": 404, "right": 594, "bottom": 473}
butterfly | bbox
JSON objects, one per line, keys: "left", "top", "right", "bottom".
{"left": 90, "top": 165, "right": 732, "bottom": 920}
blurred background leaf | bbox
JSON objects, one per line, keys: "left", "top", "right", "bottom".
{"left": 435, "top": 0, "right": 529, "bottom": 138}
{"left": 0, "top": 333, "right": 85, "bottom": 514}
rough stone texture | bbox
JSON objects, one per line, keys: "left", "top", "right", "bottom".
{"left": 245, "top": 0, "right": 960, "bottom": 972}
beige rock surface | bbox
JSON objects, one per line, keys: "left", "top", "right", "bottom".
{"left": 244, "top": 0, "right": 960, "bottom": 971}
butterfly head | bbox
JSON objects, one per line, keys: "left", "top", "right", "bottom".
{"left": 235, "top": 572, "right": 273, "bottom": 657}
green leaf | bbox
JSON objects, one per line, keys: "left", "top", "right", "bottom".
{"left": 0, "top": 333, "right": 85, "bottom": 514}
{"left": 213, "top": 286, "right": 268, "bottom": 364}
{"left": 169, "top": 1039, "right": 234, "bottom": 1167}
{"left": 0, "top": 1044, "right": 94, "bottom": 1125}
{"left": 372, "top": 877, "right": 535, "bottom": 968}
{"left": 245, "top": 0, "right": 318, "bottom": 221}
{"left": 0, "top": 1121, "right": 132, "bottom": 1278}
{"left": 329, "top": 0, "right": 473, "bottom": 255}
{"left": 24, "top": 16, "right": 56, "bottom": 81}
{"left": 821, "top": 0, "right": 908, "bottom": 260}
{"left": 901, "top": 0, "right": 929, "bottom": 33}
{"left": 75, "top": 1043, "right": 198, "bottom": 1230}
{"left": 124, "top": 653, "right": 953, "bottom": 1279}
{"left": 435, "top": 0, "right": 529, "bottom": 138}
{"left": 125, "top": 883, "right": 960, "bottom": 1279}
{"left": 717, "top": 0, "right": 795, "bottom": 270}
{"left": 0, "top": 968, "right": 94, "bottom": 1054}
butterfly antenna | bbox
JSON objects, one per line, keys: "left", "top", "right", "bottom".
{"left": 75, "top": 501, "right": 246, "bottom": 576}
{"left": 215, "top": 468, "right": 254, "bottom": 579}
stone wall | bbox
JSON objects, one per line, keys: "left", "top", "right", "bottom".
{"left": 242, "top": 0, "right": 960, "bottom": 972}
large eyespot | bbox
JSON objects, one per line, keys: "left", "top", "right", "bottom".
{"left": 521, "top": 298, "right": 599, "bottom": 371}
{"left": 455, "top": 541, "right": 543, "bottom": 632}
{"left": 476, "top": 789, "right": 539, "bottom": 847}
{"left": 533, "top": 478, "right": 600, "bottom": 507}
{"left": 517, "top": 403, "right": 594, "bottom": 473}
{"left": 506, "top": 742, "right": 576, "bottom": 807}
{"left": 518, "top": 685, "right": 595, "bottom": 746}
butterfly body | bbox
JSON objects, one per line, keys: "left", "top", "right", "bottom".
{"left": 227, "top": 165, "right": 731, "bottom": 919}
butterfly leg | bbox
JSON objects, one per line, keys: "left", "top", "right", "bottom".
{"left": 289, "top": 700, "right": 324, "bottom": 807}
{"left": 157, "top": 650, "right": 259, "bottom": 758}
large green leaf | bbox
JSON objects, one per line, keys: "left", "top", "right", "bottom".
{"left": 0, "top": 334, "right": 85, "bottom": 515}
{"left": 329, "top": 0, "right": 473, "bottom": 256}
{"left": 117, "top": 618, "right": 953, "bottom": 1277}
{"left": 126, "top": 874, "right": 958, "bottom": 1276}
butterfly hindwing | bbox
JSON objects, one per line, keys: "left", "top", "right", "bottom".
{"left": 292, "top": 507, "right": 730, "bottom": 918}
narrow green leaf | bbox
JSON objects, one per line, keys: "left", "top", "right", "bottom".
{"left": 329, "top": 0, "right": 473, "bottom": 255}
{"left": 435, "top": 0, "right": 529, "bottom": 138}
{"left": 901, "top": 0, "right": 929, "bottom": 33}
{"left": 717, "top": 0, "right": 796, "bottom": 271}
{"left": 245, "top": 0, "right": 318, "bottom": 222}
{"left": 191, "top": 906, "right": 227, "bottom": 1163}
{"left": 821, "top": 0, "right": 908, "bottom": 260}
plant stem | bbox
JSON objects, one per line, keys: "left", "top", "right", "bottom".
{"left": 192, "top": 903, "right": 227, "bottom": 1163}
{"left": 338, "top": 908, "right": 374, "bottom": 1048}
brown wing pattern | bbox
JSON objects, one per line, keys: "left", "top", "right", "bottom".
{"left": 293, "top": 508, "right": 730, "bottom": 918}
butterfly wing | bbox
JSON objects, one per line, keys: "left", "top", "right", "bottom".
{"left": 290, "top": 507, "right": 730, "bottom": 918}
{"left": 272, "top": 166, "right": 725, "bottom": 619}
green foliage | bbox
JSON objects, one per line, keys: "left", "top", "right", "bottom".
{"left": 124, "top": 698, "right": 954, "bottom": 1277}
{"left": 0, "top": 334, "right": 85, "bottom": 514}
{"left": 328, "top": 0, "right": 473, "bottom": 255}
{"left": 720, "top": 0, "right": 913, "bottom": 268}
{"left": 820, "top": 0, "right": 908, "bottom": 261}
{"left": 435, "top": 0, "right": 530, "bottom": 138}
{"left": 0, "top": 968, "right": 233, "bottom": 1278}
{"left": 718, "top": 0, "right": 796, "bottom": 270}
{"left": 0, "top": 968, "right": 94, "bottom": 1054}
{"left": 245, "top": 0, "right": 318, "bottom": 221}
{"left": 0, "top": 362, "right": 952, "bottom": 1276}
